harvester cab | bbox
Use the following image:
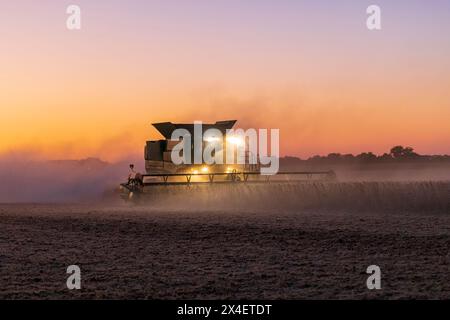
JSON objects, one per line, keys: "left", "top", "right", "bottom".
{"left": 144, "top": 120, "right": 250, "bottom": 175}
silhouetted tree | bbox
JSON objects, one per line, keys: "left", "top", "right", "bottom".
{"left": 357, "top": 152, "right": 377, "bottom": 162}
{"left": 390, "top": 146, "right": 419, "bottom": 159}
{"left": 390, "top": 146, "right": 404, "bottom": 158}
{"left": 379, "top": 153, "right": 393, "bottom": 161}
{"left": 342, "top": 154, "right": 355, "bottom": 161}
{"left": 327, "top": 153, "right": 342, "bottom": 161}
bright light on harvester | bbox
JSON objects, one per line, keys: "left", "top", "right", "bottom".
{"left": 204, "top": 136, "right": 220, "bottom": 142}
{"left": 226, "top": 136, "right": 244, "bottom": 146}
{"left": 201, "top": 166, "right": 209, "bottom": 173}
{"left": 192, "top": 169, "right": 199, "bottom": 175}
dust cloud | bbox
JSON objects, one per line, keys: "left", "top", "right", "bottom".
{"left": 0, "top": 153, "right": 138, "bottom": 203}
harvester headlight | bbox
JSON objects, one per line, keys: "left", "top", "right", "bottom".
{"left": 192, "top": 169, "right": 199, "bottom": 175}
{"left": 226, "top": 136, "right": 244, "bottom": 146}
{"left": 201, "top": 166, "right": 209, "bottom": 173}
{"left": 204, "top": 136, "right": 220, "bottom": 143}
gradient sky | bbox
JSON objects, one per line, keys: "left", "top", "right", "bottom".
{"left": 1, "top": 0, "right": 449, "bottom": 160}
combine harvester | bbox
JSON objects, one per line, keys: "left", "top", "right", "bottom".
{"left": 119, "top": 120, "right": 336, "bottom": 202}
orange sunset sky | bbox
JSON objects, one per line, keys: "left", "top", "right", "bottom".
{"left": 1, "top": 1, "right": 449, "bottom": 161}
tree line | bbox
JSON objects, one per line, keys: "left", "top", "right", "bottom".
{"left": 283, "top": 146, "right": 450, "bottom": 164}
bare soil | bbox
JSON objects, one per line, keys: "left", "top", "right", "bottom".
{"left": 0, "top": 203, "right": 449, "bottom": 299}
